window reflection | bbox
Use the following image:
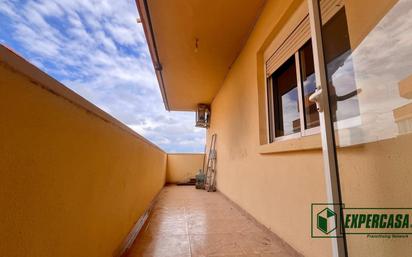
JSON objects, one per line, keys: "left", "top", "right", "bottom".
{"left": 299, "top": 40, "right": 319, "bottom": 129}
{"left": 322, "top": 7, "right": 360, "bottom": 125}
{"left": 321, "top": 0, "right": 412, "bottom": 146}
{"left": 271, "top": 57, "right": 300, "bottom": 137}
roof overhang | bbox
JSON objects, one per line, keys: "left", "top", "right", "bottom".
{"left": 136, "top": 0, "right": 266, "bottom": 111}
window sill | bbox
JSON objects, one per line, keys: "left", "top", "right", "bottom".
{"left": 259, "top": 134, "right": 322, "bottom": 154}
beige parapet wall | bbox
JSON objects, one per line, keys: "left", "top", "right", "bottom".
{"left": 0, "top": 45, "right": 167, "bottom": 257}
{"left": 166, "top": 153, "right": 204, "bottom": 183}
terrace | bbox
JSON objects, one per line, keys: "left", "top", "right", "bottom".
{"left": 1, "top": 0, "right": 412, "bottom": 257}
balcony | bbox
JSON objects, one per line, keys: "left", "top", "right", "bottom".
{"left": 0, "top": 44, "right": 299, "bottom": 257}
{"left": 3, "top": 0, "right": 412, "bottom": 256}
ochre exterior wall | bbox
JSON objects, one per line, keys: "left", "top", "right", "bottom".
{"left": 206, "top": 0, "right": 412, "bottom": 257}
{"left": 166, "top": 153, "right": 204, "bottom": 183}
{"left": 337, "top": 136, "right": 412, "bottom": 257}
{"left": 0, "top": 59, "right": 166, "bottom": 257}
{"left": 207, "top": 1, "right": 330, "bottom": 256}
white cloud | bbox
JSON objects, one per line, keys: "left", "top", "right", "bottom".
{"left": 105, "top": 23, "right": 143, "bottom": 46}
{"left": 0, "top": 0, "right": 205, "bottom": 153}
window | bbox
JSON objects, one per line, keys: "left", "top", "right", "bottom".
{"left": 271, "top": 57, "right": 300, "bottom": 138}
{"left": 265, "top": 3, "right": 356, "bottom": 143}
{"left": 267, "top": 40, "right": 319, "bottom": 142}
{"left": 299, "top": 40, "right": 319, "bottom": 129}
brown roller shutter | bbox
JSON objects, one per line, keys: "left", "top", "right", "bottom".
{"left": 265, "top": 0, "right": 344, "bottom": 77}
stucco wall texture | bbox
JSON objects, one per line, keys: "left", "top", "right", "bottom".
{"left": 206, "top": 0, "right": 412, "bottom": 257}
{"left": 0, "top": 57, "right": 167, "bottom": 257}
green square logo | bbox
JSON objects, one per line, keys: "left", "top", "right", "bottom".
{"left": 317, "top": 208, "right": 336, "bottom": 234}
{"left": 311, "top": 203, "right": 344, "bottom": 238}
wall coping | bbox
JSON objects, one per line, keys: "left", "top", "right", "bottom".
{"left": 0, "top": 44, "right": 166, "bottom": 153}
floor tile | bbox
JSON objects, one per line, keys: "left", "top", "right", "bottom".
{"left": 127, "top": 234, "right": 191, "bottom": 257}
{"left": 190, "top": 233, "right": 245, "bottom": 256}
{"left": 124, "top": 186, "right": 297, "bottom": 257}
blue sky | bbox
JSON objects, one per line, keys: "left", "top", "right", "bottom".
{"left": 0, "top": 0, "right": 205, "bottom": 153}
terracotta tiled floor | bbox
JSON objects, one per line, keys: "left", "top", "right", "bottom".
{"left": 125, "top": 185, "right": 300, "bottom": 257}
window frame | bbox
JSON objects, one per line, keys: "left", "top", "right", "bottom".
{"left": 266, "top": 44, "right": 320, "bottom": 143}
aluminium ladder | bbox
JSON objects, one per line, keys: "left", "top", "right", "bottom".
{"left": 205, "top": 134, "right": 217, "bottom": 192}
